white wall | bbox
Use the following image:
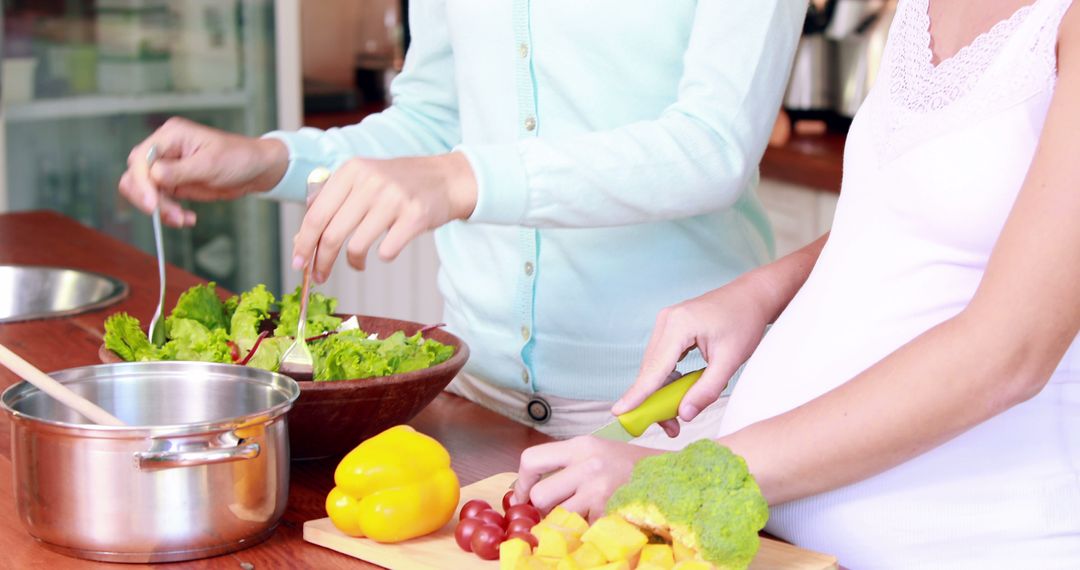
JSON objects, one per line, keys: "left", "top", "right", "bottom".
{"left": 757, "top": 178, "right": 839, "bottom": 257}
{"left": 278, "top": 227, "right": 445, "bottom": 325}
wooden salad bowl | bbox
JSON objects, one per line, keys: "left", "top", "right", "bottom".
{"left": 100, "top": 314, "right": 470, "bottom": 460}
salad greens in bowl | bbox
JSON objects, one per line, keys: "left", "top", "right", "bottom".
{"left": 100, "top": 283, "right": 469, "bottom": 459}
{"left": 103, "top": 283, "right": 455, "bottom": 381}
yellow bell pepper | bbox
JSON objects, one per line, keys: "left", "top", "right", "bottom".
{"left": 325, "top": 425, "right": 460, "bottom": 543}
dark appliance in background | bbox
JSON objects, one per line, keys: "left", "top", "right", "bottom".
{"left": 784, "top": 0, "right": 896, "bottom": 133}
{"left": 401, "top": 0, "right": 410, "bottom": 53}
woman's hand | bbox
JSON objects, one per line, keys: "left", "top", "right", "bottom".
{"left": 613, "top": 233, "right": 829, "bottom": 438}
{"left": 118, "top": 117, "right": 289, "bottom": 227}
{"left": 612, "top": 280, "right": 771, "bottom": 437}
{"left": 513, "top": 436, "right": 662, "bottom": 521}
{"left": 291, "top": 152, "right": 477, "bottom": 282}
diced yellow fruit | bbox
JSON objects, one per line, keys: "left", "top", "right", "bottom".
{"left": 671, "top": 562, "right": 713, "bottom": 570}
{"left": 527, "top": 556, "right": 559, "bottom": 570}
{"left": 636, "top": 564, "right": 669, "bottom": 570}
{"left": 555, "top": 556, "right": 583, "bottom": 570}
{"left": 543, "top": 506, "right": 590, "bottom": 537}
{"left": 672, "top": 540, "right": 697, "bottom": 563}
{"left": 501, "top": 538, "right": 533, "bottom": 570}
{"left": 591, "top": 562, "right": 630, "bottom": 570}
{"left": 580, "top": 515, "right": 648, "bottom": 562}
{"left": 640, "top": 544, "right": 675, "bottom": 569}
{"left": 570, "top": 542, "right": 607, "bottom": 568}
{"left": 535, "top": 523, "right": 583, "bottom": 558}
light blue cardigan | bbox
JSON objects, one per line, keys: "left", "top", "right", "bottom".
{"left": 263, "top": 0, "right": 805, "bottom": 401}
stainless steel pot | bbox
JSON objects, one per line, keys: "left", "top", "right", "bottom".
{"left": 1, "top": 362, "right": 300, "bottom": 563}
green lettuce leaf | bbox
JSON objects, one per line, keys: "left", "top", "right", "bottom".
{"left": 159, "top": 318, "right": 232, "bottom": 363}
{"left": 243, "top": 336, "right": 291, "bottom": 372}
{"left": 168, "top": 283, "right": 229, "bottom": 332}
{"left": 311, "top": 330, "right": 454, "bottom": 381}
{"left": 274, "top": 286, "right": 341, "bottom": 338}
{"left": 103, "top": 312, "right": 159, "bottom": 362}
{"left": 223, "top": 294, "right": 240, "bottom": 325}
{"left": 230, "top": 284, "right": 275, "bottom": 349}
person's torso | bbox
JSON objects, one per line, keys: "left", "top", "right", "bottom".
{"left": 436, "top": 0, "right": 773, "bottom": 400}
{"left": 720, "top": 0, "right": 1080, "bottom": 566}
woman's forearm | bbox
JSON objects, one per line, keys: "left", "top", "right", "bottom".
{"left": 718, "top": 308, "right": 1058, "bottom": 505}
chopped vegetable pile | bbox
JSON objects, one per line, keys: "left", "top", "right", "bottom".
{"left": 103, "top": 283, "right": 455, "bottom": 381}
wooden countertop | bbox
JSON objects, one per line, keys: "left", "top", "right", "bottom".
{"left": 761, "top": 131, "right": 846, "bottom": 194}
{"left": 0, "top": 211, "right": 553, "bottom": 569}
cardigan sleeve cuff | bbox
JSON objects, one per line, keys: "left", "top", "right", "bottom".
{"left": 457, "top": 143, "right": 529, "bottom": 225}
{"left": 257, "top": 130, "right": 328, "bottom": 203}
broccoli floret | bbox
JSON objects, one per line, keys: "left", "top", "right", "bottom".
{"left": 606, "top": 439, "right": 768, "bottom": 570}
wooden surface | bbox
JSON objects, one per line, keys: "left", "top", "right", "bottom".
{"left": 305, "top": 472, "right": 838, "bottom": 570}
{"left": 0, "top": 211, "right": 554, "bottom": 569}
{"left": 761, "top": 131, "right": 846, "bottom": 194}
{"left": 303, "top": 104, "right": 386, "bottom": 131}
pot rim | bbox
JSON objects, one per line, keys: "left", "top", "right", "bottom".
{"left": 0, "top": 361, "right": 300, "bottom": 438}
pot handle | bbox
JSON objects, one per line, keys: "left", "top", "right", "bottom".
{"left": 135, "top": 441, "right": 261, "bottom": 471}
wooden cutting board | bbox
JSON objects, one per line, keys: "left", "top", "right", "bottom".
{"left": 304, "top": 472, "right": 839, "bottom": 570}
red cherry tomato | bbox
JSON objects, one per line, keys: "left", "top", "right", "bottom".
{"left": 505, "top": 504, "right": 542, "bottom": 525}
{"left": 502, "top": 489, "right": 535, "bottom": 510}
{"left": 454, "top": 518, "right": 483, "bottom": 552}
{"left": 476, "top": 509, "right": 507, "bottom": 530}
{"left": 470, "top": 524, "right": 505, "bottom": 560}
{"left": 506, "top": 531, "right": 538, "bottom": 549}
{"left": 505, "top": 518, "right": 536, "bottom": 537}
{"left": 459, "top": 499, "right": 492, "bottom": 521}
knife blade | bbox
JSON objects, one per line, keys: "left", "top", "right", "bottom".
{"left": 591, "top": 368, "right": 704, "bottom": 442}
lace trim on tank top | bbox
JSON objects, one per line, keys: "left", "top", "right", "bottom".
{"left": 872, "top": 0, "right": 1073, "bottom": 163}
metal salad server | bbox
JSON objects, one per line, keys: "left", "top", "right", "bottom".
{"left": 279, "top": 167, "right": 332, "bottom": 377}
{"left": 145, "top": 144, "right": 167, "bottom": 347}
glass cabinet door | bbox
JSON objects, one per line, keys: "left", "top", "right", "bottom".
{"left": 1, "top": 0, "right": 282, "bottom": 293}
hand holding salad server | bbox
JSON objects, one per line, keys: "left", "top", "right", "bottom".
{"left": 117, "top": 118, "right": 479, "bottom": 283}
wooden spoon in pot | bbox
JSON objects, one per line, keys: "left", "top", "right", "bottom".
{"left": 0, "top": 343, "right": 125, "bottom": 426}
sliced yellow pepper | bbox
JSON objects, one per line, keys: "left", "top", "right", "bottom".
{"left": 325, "top": 425, "right": 460, "bottom": 543}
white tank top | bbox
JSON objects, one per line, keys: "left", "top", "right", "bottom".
{"left": 719, "top": 1, "right": 1080, "bottom": 567}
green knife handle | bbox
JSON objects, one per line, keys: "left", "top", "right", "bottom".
{"left": 617, "top": 368, "right": 704, "bottom": 437}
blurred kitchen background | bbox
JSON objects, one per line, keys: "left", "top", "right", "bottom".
{"left": 0, "top": 0, "right": 893, "bottom": 325}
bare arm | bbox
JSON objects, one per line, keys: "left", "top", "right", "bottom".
{"left": 722, "top": 5, "right": 1080, "bottom": 505}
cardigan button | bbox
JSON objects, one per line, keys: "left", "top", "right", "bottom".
{"left": 527, "top": 397, "right": 551, "bottom": 424}
{"left": 524, "top": 116, "right": 536, "bottom": 131}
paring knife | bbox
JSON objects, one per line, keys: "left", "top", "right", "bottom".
{"left": 591, "top": 368, "right": 704, "bottom": 442}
